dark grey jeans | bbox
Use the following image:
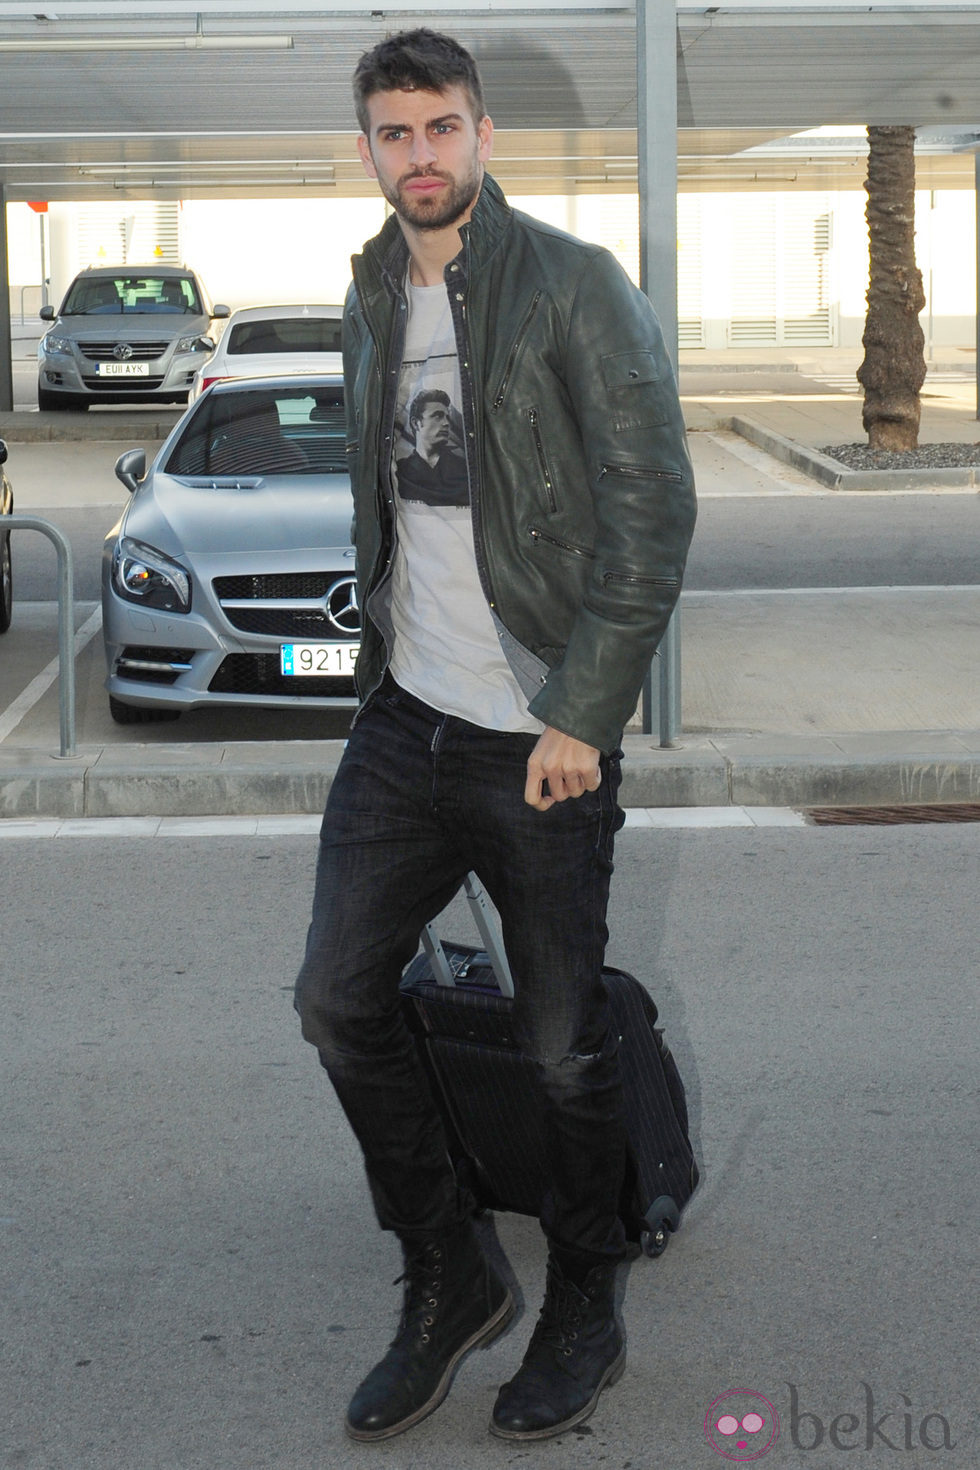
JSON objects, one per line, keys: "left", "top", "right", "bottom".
{"left": 294, "top": 676, "right": 628, "bottom": 1261}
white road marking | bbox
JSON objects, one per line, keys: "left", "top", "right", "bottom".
{"left": 0, "top": 808, "right": 810, "bottom": 839}
{"left": 0, "top": 605, "right": 102, "bottom": 745}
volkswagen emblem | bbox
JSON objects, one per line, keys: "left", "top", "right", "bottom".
{"left": 113, "top": 342, "right": 134, "bottom": 361}
{"left": 325, "top": 576, "right": 360, "bottom": 635}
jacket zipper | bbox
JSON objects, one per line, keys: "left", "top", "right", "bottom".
{"left": 449, "top": 262, "right": 499, "bottom": 616}
{"left": 529, "top": 529, "right": 677, "bottom": 590}
{"left": 348, "top": 271, "right": 405, "bottom": 721}
{"left": 491, "top": 290, "right": 542, "bottom": 411}
{"left": 527, "top": 407, "right": 558, "bottom": 512}
{"left": 598, "top": 463, "right": 686, "bottom": 485}
{"left": 603, "top": 571, "right": 679, "bottom": 589}
{"left": 529, "top": 525, "right": 595, "bottom": 560}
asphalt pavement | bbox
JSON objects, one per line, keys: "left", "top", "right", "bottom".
{"left": 2, "top": 823, "right": 976, "bottom": 1469}
{"left": 1, "top": 345, "right": 979, "bottom": 818}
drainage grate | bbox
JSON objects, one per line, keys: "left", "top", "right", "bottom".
{"left": 807, "top": 803, "right": 980, "bottom": 826}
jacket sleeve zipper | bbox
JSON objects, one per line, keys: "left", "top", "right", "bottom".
{"left": 603, "top": 571, "right": 679, "bottom": 589}
{"left": 598, "top": 463, "right": 686, "bottom": 485}
{"left": 529, "top": 527, "right": 678, "bottom": 588}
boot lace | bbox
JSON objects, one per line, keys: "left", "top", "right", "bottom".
{"left": 393, "top": 1243, "right": 444, "bottom": 1345}
{"left": 528, "top": 1261, "right": 586, "bottom": 1359}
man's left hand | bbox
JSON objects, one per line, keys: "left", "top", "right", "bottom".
{"left": 525, "top": 727, "right": 602, "bottom": 811}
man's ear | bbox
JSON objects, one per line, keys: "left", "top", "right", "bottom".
{"left": 357, "top": 133, "right": 378, "bottom": 179}
{"left": 477, "top": 115, "right": 494, "bottom": 163}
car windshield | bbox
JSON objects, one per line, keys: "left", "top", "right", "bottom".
{"left": 164, "top": 385, "right": 347, "bottom": 477}
{"left": 226, "top": 317, "right": 342, "bottom": 355}
{"left": 61, "top": 275, "right": 201, "bottom": 315}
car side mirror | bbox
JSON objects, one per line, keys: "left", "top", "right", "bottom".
{"left": 0, "top": 439, "right": 7, "bottom": 466}
{"left": 115, "top": 448, "right": 147, "bottom": 495}
{"left": 212, "top": 304, "right": 231, "bottom": 319}
{"left": 39, "top": 305, "right": 55, "bottom": 321}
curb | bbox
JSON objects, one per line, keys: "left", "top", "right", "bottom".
{"left": 678, "top": 361, "right": 801, "bottom": 376}
{"left": 0, "top": 412, "right": 181, "bottom": 444}
{"left": 729, "top": 415, "right": 980, "bottom": 491}
{"left": 3, "top": 736, "right": 979, "bottom": 820}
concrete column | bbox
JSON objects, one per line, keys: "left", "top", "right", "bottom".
{"left": 637, "top": 0, "right": 682, "bottom": 744}
{"left": 637, "top": 0, "right": 679, "bottom": 365}
{"left": 0, "top": 186, "right": 13, "bottom": 413}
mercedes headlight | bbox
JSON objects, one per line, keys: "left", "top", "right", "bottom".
{"left": 112, "top": 537, "right": 191, "bottom": 613}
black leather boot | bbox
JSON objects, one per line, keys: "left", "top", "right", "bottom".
{"left": 489, "top": 1255, "right": 625, "bottom": 1440}
{"left": 345, "top": 1220, "right": 515, "bottom": 1442}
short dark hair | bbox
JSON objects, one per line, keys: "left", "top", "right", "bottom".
{"left": 352, "top": 28, "right": 486, "bottom": 134}
{"left": 408, "top": 387, "right": 451, "bottom": 433}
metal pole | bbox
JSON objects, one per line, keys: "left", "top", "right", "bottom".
{"left": 976, "top": 152, "right": 979, "bottom": 421}
{"left": 0, "top": 185, "right": 13, "bottom": 414}
{"left": 40, "top": 209, "right": 49, "bottom": 309}
{"left": 7, "top": 515, "right": 77, "bottom": 757}
{"left": 637, "top": 0, "right": 682, "bottom": 746}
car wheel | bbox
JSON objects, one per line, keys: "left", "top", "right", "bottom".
{"left": 109, "top": 695, "right": 181, "bottom": 725}
{"left": 0, "top": 531, "right": 11, "bottom": 634}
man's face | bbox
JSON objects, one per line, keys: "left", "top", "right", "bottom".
{"left": 415, "top": 400, "right": 451, "bottom": 454}
{"left": 357, "top": 84, "right": 493, "bottom": 233}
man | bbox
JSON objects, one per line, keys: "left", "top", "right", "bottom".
{"left": 294, "top": 27, "right": 696, "bottom": 1444}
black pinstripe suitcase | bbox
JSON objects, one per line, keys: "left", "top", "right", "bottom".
{"left": 399, "top": 876, "right": 699, "bottom": 1257}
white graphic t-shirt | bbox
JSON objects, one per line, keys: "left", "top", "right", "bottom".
{"left": 388, "top": 279, "right": 543, "bottom": 734}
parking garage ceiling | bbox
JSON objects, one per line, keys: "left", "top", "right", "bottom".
{"left": 0, "top": 3, "right": 979, "bottom": 200}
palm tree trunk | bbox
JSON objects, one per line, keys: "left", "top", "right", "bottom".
{"left": 857, "top": 125, "right": 926, "bottom": 451}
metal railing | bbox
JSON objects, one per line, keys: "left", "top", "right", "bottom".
{"left": 17, "top": 283, "right": 45, "bottom": 325}
{"left": 6, "top": 515, "right": 77, "bottom": 757}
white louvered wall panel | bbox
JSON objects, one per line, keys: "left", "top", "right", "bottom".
{"left": 677, "top": 195, "right": 704, "bottom": 347}
{"left": 727, "top": 195, "right": 834, "bottom": 346}
{"left": 782, "top": 206, "right": 833, "bottom": 342}
{"left": 729, "top": 198, "right": 779, "bottom": 344}
{"left": 77, "top": 202, "right": 182, "bottom": 269}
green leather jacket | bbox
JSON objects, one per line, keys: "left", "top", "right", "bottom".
{"left": 343, "top": 174, "right": 697, "bottom": 753}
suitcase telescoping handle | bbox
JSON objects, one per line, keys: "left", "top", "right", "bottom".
{"left": 421, "top": 872, "right": 516, "bottom": 999}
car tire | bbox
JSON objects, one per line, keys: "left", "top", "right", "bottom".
{"left": 0, "top": 530, "right": 12, "bottom": 634}
{"left": 109, "top": 695, "right": 181, "bottom": 725}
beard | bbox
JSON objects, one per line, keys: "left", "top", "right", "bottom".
{"left": 382, "top": 160, "right": 482, "bottom": 232}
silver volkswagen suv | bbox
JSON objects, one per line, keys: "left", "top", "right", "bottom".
{"left": 38, "top": 266, "right": 229, "bottom": 410}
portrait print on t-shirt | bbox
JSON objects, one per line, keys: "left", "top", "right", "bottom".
{"left": 394, "top": 333, "right": 468, "bottom": 509}
{"left": 394, "top": 379, "right": 468, "bottom": 507}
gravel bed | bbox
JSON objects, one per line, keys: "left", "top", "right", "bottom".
{"left": 821, "top": 441, "right": 980, "bottom": 470}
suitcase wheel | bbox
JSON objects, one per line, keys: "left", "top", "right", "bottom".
{"left": 640, "top": 1196, "right": 681, "bottom": 1259}
{"left": 640, "top": 1222, "right": 669, "bottom": 1258}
